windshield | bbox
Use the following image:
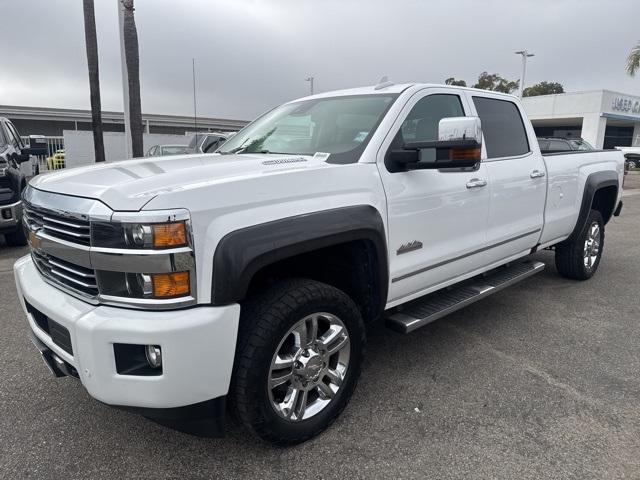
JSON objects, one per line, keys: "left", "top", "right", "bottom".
{"left": 217, "top": 94, "right": 398, "bottom": 164}
{"left": 569, "top": 139, "right": 594, "bottom": 151}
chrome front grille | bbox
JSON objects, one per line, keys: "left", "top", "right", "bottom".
{"left": 24, "top": 203, "right": 91, "bottom": 246}
{"left": 31, "top": 250, "right": 98, "bottom": 297}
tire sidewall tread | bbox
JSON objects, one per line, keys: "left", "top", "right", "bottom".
{"left": 555, "top": 209, "right": 604, "bottom": 280}
{"left": 231, "top": 278, "right": 365, "bottom": 445}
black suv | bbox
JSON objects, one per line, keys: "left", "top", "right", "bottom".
{"left": 0, "top": 117, "right": 34, "bottom": 246}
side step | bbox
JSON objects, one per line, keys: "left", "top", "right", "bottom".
{"left": 386, "top": 260, "right": 545, "bottom": 334}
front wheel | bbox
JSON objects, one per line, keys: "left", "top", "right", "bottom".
{"left": 555, "top": 209, "right": 604, "bottom": 280}
{"left": 231, "top": 279, "right": 365, "bottom": 445}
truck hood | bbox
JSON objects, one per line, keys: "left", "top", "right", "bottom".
{"left": 30, "top": 153, "right": 327, "bottom": 211}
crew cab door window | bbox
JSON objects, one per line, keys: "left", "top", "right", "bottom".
{"left": 399, "top": 94, "right": 465, "bottom": 143}
{"left": 472, "top": 96, "right": 529, "bottom": 158}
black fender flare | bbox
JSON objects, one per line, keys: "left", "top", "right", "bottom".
{"left": 211, "top": 205, "right": 389, "bottom": 311}
{"left": 567, "top": 170, "right": 618, "bottom": 242}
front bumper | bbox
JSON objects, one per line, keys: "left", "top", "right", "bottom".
{"left": 0, "top": 200, "right": 22, "bottom": 231}
{"left": 14, "top": 255, "right": 240, "bottom": 412}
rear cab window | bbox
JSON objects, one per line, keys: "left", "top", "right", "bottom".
{"left": 472, "top": 96, "right": 530, "bottom": 159}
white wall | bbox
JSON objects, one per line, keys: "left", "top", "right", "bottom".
{"left": 63, "top": 130, "right": 189, "bottom": 168}
{"left": 522, "top": 90, "right": 605, "bottom": 120}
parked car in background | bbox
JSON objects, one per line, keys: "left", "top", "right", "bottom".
{"left": 187, "top": 132, "right": 230, "bottom": 153}
{"left": 46, "top": 149, "right": 66, "bottom": 170}
{"left": 616, "top": 146, "right": 640, "bottom": 169}
{"left": 145, "top": 144, "right": 189, "bottom": 157}
{"left": 0, "top": 117, "right": 32, "bottom": 246}
{"left": 537, "top": 137, "right": 594, "bottom": 154}
{"left": 14, "top": 83, "right": 625, "bottom": 444}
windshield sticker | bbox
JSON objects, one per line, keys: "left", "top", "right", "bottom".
{"left": 313, "top": 152, "right": 331, "bottom": 161}
{"left": 354, "top": 132, "right": 368, "bottom": 142}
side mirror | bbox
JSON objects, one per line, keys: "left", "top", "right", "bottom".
{"left": 388, "top": 116, "right": 482, "bottom": 170}
{"left": 16, "top": 150, "right": 32, "bottom": 164}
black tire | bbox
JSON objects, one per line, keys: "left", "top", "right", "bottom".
{"left": 5, "top": 223, "right": 28, "bottom": 247}
{"left": 231, "top": 278, "right": 365, "bottom": 445}
{"left": 555, "top": 209, "right": 604, "bottom": 280}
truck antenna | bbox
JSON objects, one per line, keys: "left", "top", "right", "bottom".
{"left": 374, "top": 76, "right": 394, "bottom": 90}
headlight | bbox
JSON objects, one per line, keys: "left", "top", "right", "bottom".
{"left": 99, "top": 271, "right": 192, "bottom": 300}
{"left": 92, "top": 210, "right": 191, "bottom": 250}
{"left": 90, "top": 209, "right": 196, "bottom": 307}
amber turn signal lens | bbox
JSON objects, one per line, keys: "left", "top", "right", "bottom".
{"left": 151, "top": 271, "right": 190, "bottom": 298}
{"left": 450, "top": 147, "right": 481, "bottom": 161}
{"left": 152, "top": 222, "right": 187, "bottom": 248}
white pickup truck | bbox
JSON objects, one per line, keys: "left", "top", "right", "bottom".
{"left": 14, "top": 82, "right": 624, "bottom": 445}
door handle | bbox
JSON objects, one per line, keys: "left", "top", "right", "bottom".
{"left": 466, "top": 178, "right": 487, "bottom": 189}
{"left": 530, "top": 169, "right": 546, "bottom": 178}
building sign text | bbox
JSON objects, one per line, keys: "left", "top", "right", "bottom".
{"left": 612, "top": 96, "right": 640, "bottom": 114}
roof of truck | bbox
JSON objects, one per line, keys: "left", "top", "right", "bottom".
{"left": 289, "top": 83, "right": 518, "bottom": 103}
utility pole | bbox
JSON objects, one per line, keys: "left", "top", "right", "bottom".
{"left": 305, "top": 76, "right": 314, "bottom": 95}
{"left": 515, "top": 50, "right": 535, "bottom": 98}
{"left": 118, "top": 0, "right": 132, "bottom": 158}
{"left": 192, "top": 58, "right": 198, "bottom": 140}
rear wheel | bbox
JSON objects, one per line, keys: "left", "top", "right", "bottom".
{"left": 555, "top": 209, "right": 604, "bottom": 280}
{"left": 231, "top": 278, "right": 364, "bottom": 445}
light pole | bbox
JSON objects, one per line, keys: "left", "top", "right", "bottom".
{"left": 118, "top": 0, "right": 132, "bottom": 158}
{"left": 305, "top": 76, "right": 314, "bottom": 95}
{"left": 515, "top": 50, "right": 534, "bottom": 98}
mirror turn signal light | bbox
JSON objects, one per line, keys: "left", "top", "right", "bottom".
{"left": 151, "top": 271, "right": 190, "bottom": 298}
{"left": 450, "top": 147, "right": 481, "bottom": 161}
{"left": 152, "top": 221, "right": 187, "bottom": 248}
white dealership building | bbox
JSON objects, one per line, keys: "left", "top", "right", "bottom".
{"left": 522, "top": 90, "right": 640, "bottom": 149}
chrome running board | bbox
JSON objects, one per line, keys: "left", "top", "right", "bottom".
{"left": 386, "top": 260, "right": 545, "bottom": 334}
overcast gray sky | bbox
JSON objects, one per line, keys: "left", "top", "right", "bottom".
{"left": 1, "top": 0, "right": 639, "bottom": 121}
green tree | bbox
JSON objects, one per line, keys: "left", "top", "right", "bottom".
{"left": 445, "top": 77, "right": 467, "bottom": 87}
{"left": 82, "top": 0, "right": 105, "bottom": 163}
{"left": 122, "top": 0, "right": 144, "bottom": 157}
{"left": 627, "top": 41, "right": 640, "bottom": 76}
{"left": 523, "top": 81, "right": 565, "bottom": 97}
{"left": 472, "top": 72, "right": 519, "bottom": 94}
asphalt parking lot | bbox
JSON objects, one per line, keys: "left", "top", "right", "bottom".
{"left": 1, "top": 192, "right": 639, "bottom": 480}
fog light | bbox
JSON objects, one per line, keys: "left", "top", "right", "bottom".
{"left": 145, "top": 345, "right": 162, "bottom": 368}
{"left": 1, "top": 209, "right": 11, "bottom": 220}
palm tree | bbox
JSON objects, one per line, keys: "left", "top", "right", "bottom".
{"left": 82, "top": 0, "right": 105, "bottom": 162}
{"left": 121, "top": 0, "right": 144, "bottom": 157}
{"left": 627, "top": 42, "right": 640, "bottom": 76}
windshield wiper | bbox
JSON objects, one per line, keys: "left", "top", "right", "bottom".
{"left": 219, "top": 137, "right": 251, "bottom": 155}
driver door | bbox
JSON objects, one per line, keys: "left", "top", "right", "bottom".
{"left": 377, "top": 88, "right": 490, "bottom": 305}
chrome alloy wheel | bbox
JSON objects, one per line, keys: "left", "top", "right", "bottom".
{"left": 268, "top": 312, "right": 350, "bottom": 421}
{"left": 583, "top": 221, "right": 601, "bottom": 270}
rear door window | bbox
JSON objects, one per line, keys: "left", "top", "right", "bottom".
{"left": 472, "top": 96, "right": 530, "bottom": 159}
